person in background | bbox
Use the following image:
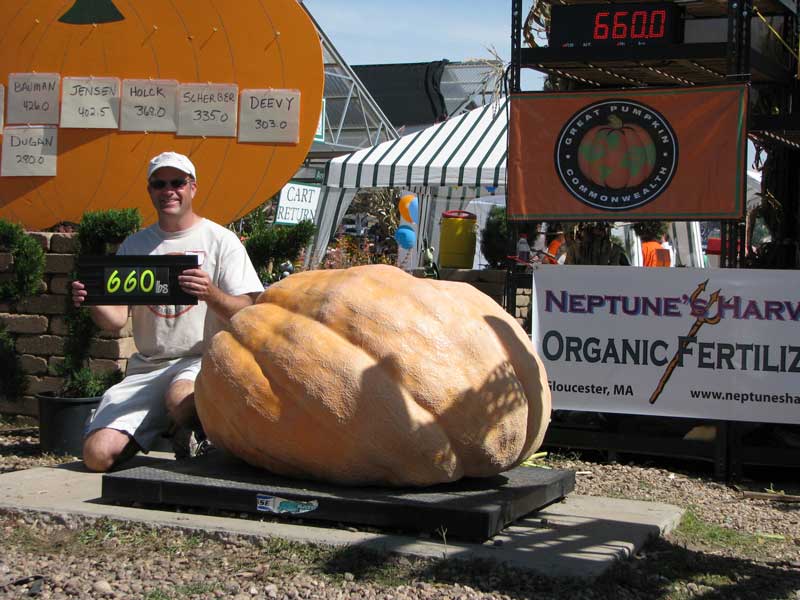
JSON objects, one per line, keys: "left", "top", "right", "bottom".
{"left": 71, "top": 152, "right": 264, "bottom": 472}
{"left": 544, "top": 225, "right": 565, "bottom": 264}
{"left": 634, "top": 221, "right": 672, "bottom": 267}
{"left": 527, "top": 222, "right": 548, "bottom": 262}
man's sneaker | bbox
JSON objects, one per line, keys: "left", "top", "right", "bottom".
{"left": 193, "top": 438, "right": 215, "bottom": 456}
{"left": 171, "top": 426, "right": 213, "bottom": 459}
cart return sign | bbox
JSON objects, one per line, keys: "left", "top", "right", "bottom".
{"left": 508, "top": 84, "right": 748, "bottom": 221}
{"left": 275, "top": 181, "right": 320, "bottom": 225}
{"left": 531, "top": 266, "right": 800, "bottom": 424}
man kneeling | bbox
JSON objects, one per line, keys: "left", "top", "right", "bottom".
{"left": 71, "top": 152, "right": 263, "bottom": 472}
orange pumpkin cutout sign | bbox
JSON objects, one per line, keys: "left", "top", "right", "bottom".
{"left": 0, "top": 0, "right": 324, "bottom": 230}
{"left": 577, "top": 115, "right": 656, "bottom": 190}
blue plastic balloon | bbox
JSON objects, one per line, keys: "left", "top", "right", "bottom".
{"left": 408, "top": 198, "right": 419, "bottom": 224}
{"left": 394, "top": 224, "right": 416, "bottom": 250}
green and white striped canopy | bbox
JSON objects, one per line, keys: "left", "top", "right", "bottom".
{"left": 324, "top": 98, "right": 508, "bottom": 189}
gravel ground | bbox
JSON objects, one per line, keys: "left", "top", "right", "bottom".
{"left": 551, "top": 454, "right": 800, "bottom": 561}
{"left": 1, "top": 419, "right": 799, "bottom": 599}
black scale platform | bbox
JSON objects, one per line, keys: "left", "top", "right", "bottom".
{"left": 102, "top": 451, "right": 575, "bottom": 542}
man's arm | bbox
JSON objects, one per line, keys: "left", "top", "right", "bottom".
{"left": 178, "top": 268, "right": 259, "bottom": 323}
{"left": 205, "top": 287, "right": 259, "bottom": 322}
{"left": 71, "top": 281, "right": 130, "bottom": 331}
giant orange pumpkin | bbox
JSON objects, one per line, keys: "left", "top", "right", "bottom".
{"left": 194, "top": 265, "right": 551, "bottom": 487}
{"left": 577, "top": 115, "right": 656, "bottom": 189}
{"left": 0, "top": 0, "right": 323, "bottom": 230}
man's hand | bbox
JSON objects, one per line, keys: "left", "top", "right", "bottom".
{"left": 179, "top": 268, "right": 255, "bottom": 322}
{"left": 71, "top": 280, "right": 88, "bottom": 307}
{"left": 178, "top": 268, "right": 216, "bottom": 302}
{"left": 71, "top": 280, "right": 129, "bottom": 331}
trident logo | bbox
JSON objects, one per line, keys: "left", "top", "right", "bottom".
{"left": 649, "top": 280, "right": 722, "bottom": 404}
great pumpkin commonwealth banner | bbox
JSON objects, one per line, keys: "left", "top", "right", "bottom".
{"left": 531, "top": 266, "right": 800, "bottom": 424}
{"left": 508, "top": 85, "right": 748, "bottom": 221}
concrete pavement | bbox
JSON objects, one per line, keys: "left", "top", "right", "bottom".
{"left": 0, "top": 453, "right": 683, "bottom": 578}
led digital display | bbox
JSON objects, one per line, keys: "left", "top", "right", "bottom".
{"left": 550, "top": 3, "right": 681, "bottom": 48}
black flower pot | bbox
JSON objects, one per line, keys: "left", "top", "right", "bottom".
{"left": 36, "top": 392, "right": 101, "bottom": 457}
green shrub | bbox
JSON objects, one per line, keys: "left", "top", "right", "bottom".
{"left": 0, "top": 323, "right": 26, "bottom": 400}
{"left": 0, "top": 220, "right": 45, "bottom": 301}
{"left": 76, "top": 209, "right": 142, "bottom": 255}
{"left": 480, "top": 206, "right": 509, "bottom": 268}
{"left": 244, "top": 220, "right": 316, "bottom": 283}
{"left": 59, "top": 367, "right": 123, "bottom": 399}
{"left": 479, "top": 208, "right": 539, "bottom": 268}
{"left": 232, "top": 203, "right": 274, "bottom": 238}
{"left": 61, "top": 305, "right": 97, "bottom": 376}
{"left": 0, "top": 220, "right": 44, "bottom": 402}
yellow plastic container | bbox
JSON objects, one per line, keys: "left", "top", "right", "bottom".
{"left": 439, "top": 210, "right": 477, "bottom": 269}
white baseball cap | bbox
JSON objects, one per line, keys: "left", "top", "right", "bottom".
{"left": 147, "top": 152, "right": 197, "bottom": 181}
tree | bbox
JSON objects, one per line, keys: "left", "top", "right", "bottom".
{"left": 347, "top": 188, "right": 400, "bottom": 242}
{"left": 563, "top": 222, "right": 629, "bottom": 266}
{"left": 632, "top": 221, "right": 668, "bottom": 242}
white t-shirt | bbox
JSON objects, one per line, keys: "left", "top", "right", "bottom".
{"left": 117, "top": 218, "right": 263, "bottom": 362}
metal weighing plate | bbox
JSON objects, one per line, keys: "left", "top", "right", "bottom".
{"left": 102, "top": 451, "right": 575, "bottom": 542}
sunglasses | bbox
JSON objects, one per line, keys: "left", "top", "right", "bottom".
{"left": 149, "top": 178, "right": 192, "bottom": 190}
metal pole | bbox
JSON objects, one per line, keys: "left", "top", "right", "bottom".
{"left": 724, "top": 0, "right": 751, "bottom": 268}
{"left": 720, "top": 221, "right": 729, "bottom": 268}
{"left": 511, "top": 0, "right": 522, "bottom": 93}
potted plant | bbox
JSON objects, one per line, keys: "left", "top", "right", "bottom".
{"left": 37, "top": 208, "right": 141, "bottom": 457}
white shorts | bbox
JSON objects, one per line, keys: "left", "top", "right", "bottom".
{"left": 84, "top": 354, "right": 202, "bottom": 451}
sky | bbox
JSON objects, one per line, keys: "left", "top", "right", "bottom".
{"left": 304, "top": 0, "right": 514, "bottom": 68}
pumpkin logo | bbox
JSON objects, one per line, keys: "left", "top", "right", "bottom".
{"left": 554, "top": 100, "right": 678, "bottom": 211}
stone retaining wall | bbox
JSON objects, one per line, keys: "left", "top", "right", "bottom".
{"left": 0, "top": 233, "right": 134, "bottom": 416}
{"left": 514, "top": 286, "right": 532, "bottom": 329}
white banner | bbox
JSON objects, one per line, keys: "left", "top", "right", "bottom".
{"left": 531, "top": 266, "right": 800, "bottom": 424}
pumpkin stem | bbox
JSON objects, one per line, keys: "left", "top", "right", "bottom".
{"left": 607, "top": 114, "right": 624, "bottom": 129}
{"left": 59, "top": 0, "right": 124, "bottom": 24}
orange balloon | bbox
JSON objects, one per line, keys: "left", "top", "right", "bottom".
{"left": 398, "top": 193, "right": 419, "bottom": 223}
{"left": 0, "top": 0, "right": 323, "bottom": 229}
